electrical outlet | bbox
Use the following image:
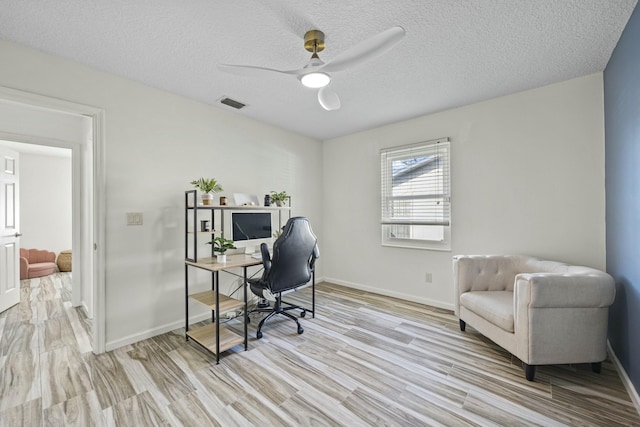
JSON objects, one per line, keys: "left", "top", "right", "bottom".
{"left": 425, "top": 272, "right": 433, "bottom": 283}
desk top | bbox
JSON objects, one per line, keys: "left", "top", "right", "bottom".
{"left": 185, "top": 254, "right": 262, "bottom": 272}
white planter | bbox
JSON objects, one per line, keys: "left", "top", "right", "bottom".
{"left": 201, "top": 193, "right": 214, "bottom": 205}
{"left": 216, "top": 254, "right": 227, "bottom": 263}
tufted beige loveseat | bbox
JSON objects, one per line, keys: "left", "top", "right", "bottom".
{"left": 453, "top": 255, "right": 615, "bottom": 381}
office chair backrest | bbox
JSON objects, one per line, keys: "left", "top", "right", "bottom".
{"left": 264, "top": 216, "right": 319, "bottom": 293}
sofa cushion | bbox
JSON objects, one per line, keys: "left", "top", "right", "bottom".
{"left": 460, "top": 291, "right": 514, "bottom": 333}
{"left": 27, "top": 262, "right": 56, "bottom": 278}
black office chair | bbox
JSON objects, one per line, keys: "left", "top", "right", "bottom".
{"left": 248, "top": 216, "right": 319, "bottom": 339}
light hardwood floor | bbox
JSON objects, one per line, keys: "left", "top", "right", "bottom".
{"left": 1, "top": 273, "right": 639, "bottom": 426}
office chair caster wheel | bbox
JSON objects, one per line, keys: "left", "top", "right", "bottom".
{"left": 300, "top": 310, "right": 306, "bottom": 318}
{"left": 297, "top": 325, "right": 304, "bottom": 334}
{"left": 256, "top": 331, "right": 263, "bottom": 339}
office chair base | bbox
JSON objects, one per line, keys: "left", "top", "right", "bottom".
{"left": 249, "top": 297, "right": 306, "bottom": 339}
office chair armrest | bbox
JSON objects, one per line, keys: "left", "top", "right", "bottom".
{"left": 260, "top": 242, "right": 271, "bottom": 274}
{"left": 310, "top": 244, "right": 320, "bottom": 270}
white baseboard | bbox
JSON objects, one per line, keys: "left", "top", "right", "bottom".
{"left": 106, "top": 277, "right": 449, "bottom": 351}
{"left": 608, "top": 341, "right": 640, "bottom": 414}
{"left": 105, "top": 312, "right": 210, "bottom": 352}
{"left": 323, "top": 277, "right": 454, "bottom": 311}
{"left": 107, "top": 277, "right": 326, "bottom": 351}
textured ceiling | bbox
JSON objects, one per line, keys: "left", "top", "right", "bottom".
{"left": 0, "top": 0, "right": 636, "bottom": 140}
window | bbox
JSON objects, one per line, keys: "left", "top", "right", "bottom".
{"left": 381, "top": 138, "right": 450, "bottom": 250}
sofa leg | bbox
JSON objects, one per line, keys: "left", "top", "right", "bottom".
{"left": 459, "top": 319, "right": 466, "bottom": 331}
{"left": 592, "top": 362, "right": 602, "bottom": 374}
{"left": 524, "top": 363, "right": 536, "bottom": 381}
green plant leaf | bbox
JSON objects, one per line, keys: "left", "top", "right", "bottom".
{"left": 207, "top": 236, "right": 236, "bottom": 253}
{"left": 270, "top": 190, "right": 289, "bottom": 201}
{"left": 190, "top": 178, "right": 223, "bottom": 193}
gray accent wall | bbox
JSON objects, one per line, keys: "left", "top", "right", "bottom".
{"left": 604, "top": 3, "right": 640, "bottom": 395}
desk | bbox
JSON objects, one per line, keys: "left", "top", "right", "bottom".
{"left": 184, "top": 254, "right": 262, "bottom": 363}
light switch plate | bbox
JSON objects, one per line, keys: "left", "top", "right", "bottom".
{"left": 126, "top": 212, "right": 143, "bottom": 226}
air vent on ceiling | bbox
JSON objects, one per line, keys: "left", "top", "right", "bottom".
{"left": 219, "top": 97, "right": 246, "bottom": 110}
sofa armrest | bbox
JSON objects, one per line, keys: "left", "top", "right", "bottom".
{"left": 515, "top": 273, "right": 615, "bottom": 309}
{"left": 513, "top": 271, "right": 615, "bottom": 364}
{"left": 20, "top": 257, "right": 28, "bottom": 280}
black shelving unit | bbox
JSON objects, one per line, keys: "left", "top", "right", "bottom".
{"left": 183, "top": 190, "right": 291, "bottom": 363}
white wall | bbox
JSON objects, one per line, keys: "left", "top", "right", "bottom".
{"left": 0, "top": 39, "right": 324, "bottom": 349}
{"left": 0, "top": 37, "right": 607, "bottom": 346}
{"left": 323, "top": 74, "right": 606, "bottom": 309}
{"left": 19, "top": 152, "right": 72, "bottom": 255}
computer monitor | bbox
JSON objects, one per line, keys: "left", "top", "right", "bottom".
{"left": 231, "top": 212, "right": 273, "bottom": 252}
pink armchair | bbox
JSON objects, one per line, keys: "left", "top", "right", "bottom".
{"left": 19, "top": 248, "right": 57, "bottom": 280}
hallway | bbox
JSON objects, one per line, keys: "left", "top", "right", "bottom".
{"left": 0, "top": 272, "right": 92, "bottom": 423}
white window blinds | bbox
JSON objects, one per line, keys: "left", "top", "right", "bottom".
{"left": 381, "top": 138, "right": 450, "bottom": 248}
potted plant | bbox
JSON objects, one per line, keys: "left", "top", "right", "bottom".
{"left": 270, "top": 190, "right": 289, "bottom": 207}
{"left": 207, "top": 236, "right": 236, "bottom": 263}
{"left": 190, "top": 178, "right": 223, "bottom": 205}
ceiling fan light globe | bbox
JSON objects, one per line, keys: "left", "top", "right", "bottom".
{"left": 301, "top": 72, "right": 331, "bottom": 88}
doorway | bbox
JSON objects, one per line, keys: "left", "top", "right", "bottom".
{"left": 0, "top": 86, "right": 105, "bottom": 353}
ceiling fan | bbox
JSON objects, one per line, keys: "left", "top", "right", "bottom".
{"left": 218, "top": 26, "right": 406, "bottom": 111}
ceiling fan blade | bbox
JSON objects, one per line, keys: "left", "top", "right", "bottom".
{"left": 218, "top": 64, "right": 300, "bottom": 78}
{"left": 321, "top": 26, "right": 406, "bottom": 73}
{"left": 318, "top": 87, "right": 341, "bottom": 111}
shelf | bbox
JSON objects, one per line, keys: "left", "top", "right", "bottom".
{"left": 186, "top": 231, "right": 220, "bottom": 235}
{"left": 186, "top": 323, "right": 244, "bottom": 354}
{"left": 186, "top": 204, "right": 291, "bottom": 211}
{"left": 189, "top": 290, "right": 245, "bottom": 313}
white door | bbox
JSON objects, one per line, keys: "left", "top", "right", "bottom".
{"left": 0, "top": 147, "right": 20, "bottom": 313}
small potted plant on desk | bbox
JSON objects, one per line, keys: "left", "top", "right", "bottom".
{"left": 270, "top": 190, "right": 289, "bottom": 207}
{"left": 190, "top": 178, "right": 223, "bottom": 206}
{"left": 208, "top": 237, "right": 236, "bottom": 263}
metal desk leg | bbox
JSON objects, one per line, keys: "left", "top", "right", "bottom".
{"left": 243, "top": 266, "right": 248, "bottom": 350}
{"left": 211, "top": 271, "right": 216, "bottom": 322}
{"left": 312, "top": 270, "right": 316, "bottom": 318}
{"left": 215, "top": 270, "right": 220, "bottom": 365}
{"left": 185, "top": 265, "right": 189, "bottom": 340}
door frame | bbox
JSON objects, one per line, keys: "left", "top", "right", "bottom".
{"left": 0, "top": 85, "right": 106, "bottom": 353}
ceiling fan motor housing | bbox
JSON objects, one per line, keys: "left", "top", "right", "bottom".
{"left": 304, "top": 30, "right": 325, "bottom": 53}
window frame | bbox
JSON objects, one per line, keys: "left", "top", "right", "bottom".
{"left": 380, "top": 138, "right": 451, "bottom": 251}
